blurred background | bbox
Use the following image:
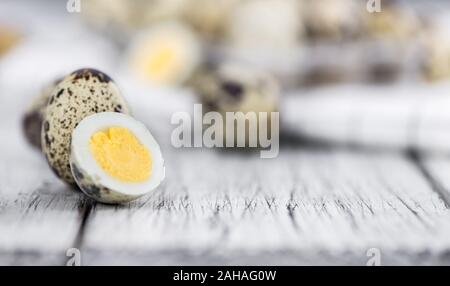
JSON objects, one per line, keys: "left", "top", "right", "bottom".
{"left": 2, "top": 0, "right": 450, "bottom": 152}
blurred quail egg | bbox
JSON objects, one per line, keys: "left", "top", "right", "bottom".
{"left": 302, "top": 0, "right": 364, "bottom": 40}
{"left": 194, "top": 63, "right": 280, "bottom": 146}
{"left": 22, "top": 78, "right": 61, "bottom": 150}
{"left": 83, "top": 0, "right": 131, "bottom": 30}
{"left": 70, "top": 112, "right": 165, "bottom": 204}
{"left": 421, "top": 15, "right": 450, "bottom": 81}
{"left": 42, "top": 68, "right": 130, "bottom": 186}
{"left": 0, "top": 25, "right": 21, "bottom": 57}
{"left": 183, "top": 0, "right": 239, "bottom": 39}
{"left": 139, "top": 0, "right": 188, "bottom": 26}
{"left": 127, "top": 21, "right": 201, "bottom": 86}
{"left": 83, "top": 0, "right": 187, "bottom": 34}
{"left": 226, "top": 0, "right": 302, "bottom": 50}
{"left": 196, "top": 63, "right": 279, "bottom": 113}
{"left": 365, "top": 3, "right": 421, "bottom": 40}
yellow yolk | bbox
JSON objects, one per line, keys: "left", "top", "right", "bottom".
{"left": 133, "top": 40, "right": 181, "bottom": 84}
{"left": 89, "top": 127, "right": 152, "bottom": 183}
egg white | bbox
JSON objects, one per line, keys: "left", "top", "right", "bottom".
{"left": 70, "top": 112, "right": 165, "bottom": 203}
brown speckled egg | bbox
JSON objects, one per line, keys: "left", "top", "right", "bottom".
{"left": 41, "top": 68, "right": 131, "bottom": 186}
{"left": 193, "top": 62, "right": 280, "bottom": 147}
{"left": 194, "top": 63, "right": 279, "bottom": 114}
{"left": 22, "top": 78, "right": 61, "bottom": 150}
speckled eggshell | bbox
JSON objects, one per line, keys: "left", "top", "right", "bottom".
{"left": 70, "top": 162, "right": 139, "bottom": 204}
{"left": 196, "top": 63, "right": 279, "bottom": 114}
{"left": 41, "top": 68, "right": 131, "bottom": 186}
{"left": 22, "top": 78, "right": 61, "bottom": 150}
{"left": 194, "top": 63, "right": 280, "bottom": 147}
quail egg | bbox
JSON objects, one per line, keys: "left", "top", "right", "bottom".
{"left": 193, "top": 63, "right": 280, "bottom": 146}
{"left": 70, "top": 112, "right": 165, "bottom": 204}
{"left": 302, "top": 0, "right": 364, "bottom": 40}
{"left": 421, "top": 16, "right": 450, "bottom": 82}
{"left": 82, "top": 0, "right": 134, "bottom": 34}
{"left": 195, "top": 63, "right": 279, "bottom": 113}
{"left": 83, "top": 0, "right": 187, "bottom": 33}
{"left": 42, "top": 68, "right": 130, "bottom": 186}
{"left": 183, "top": 0, "right": 239, "bottom": 40}
{"left": 0, "top": 25, "right": 21, "bottom": 56}
{"left": 126, "top": 21, "right": 201, "bottom": 86}
{"left": 226, "top": 0, "right": 302, "bottom": 50}
{"left": 365, "top": 3, "right": 421, "bottom": 40}
{"left": 22, "top": 78, "right": 61, "bottom": 150}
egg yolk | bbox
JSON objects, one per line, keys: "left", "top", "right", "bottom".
{"left": 133, "top": 40, "right": 180, "bottom": 84}
{"left": 89, "top": 127, "right": 152, "bottom": 183}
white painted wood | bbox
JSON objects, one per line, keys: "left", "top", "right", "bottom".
{"left": 2, "top": 93, "right": 450, "bottom": 265}
{"left": 2, "top": 67, "right": 450, "bottom": 265}
{"left": 421, "top": 155, "right": 450, "bottom": 206}
{"left": 79, "top": 148, "right": 450, "bottom": 265}
{"left": 0, "top": 108, "right": 86, "bottom": 265}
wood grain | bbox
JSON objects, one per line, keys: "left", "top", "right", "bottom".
{"left": 78, "top": 148, "right": 450, "bottom": 265}
{"left": 1, "top": 85, "right": 450, "bottom": 265}
{"left": 0, "top": 82, "right": 450, "bottom": 265}
{"left": 0, "top": 121, "right": 89, "bottom": 265}
{"left": 2, "top": 107, "right": 450, "bottom": 265}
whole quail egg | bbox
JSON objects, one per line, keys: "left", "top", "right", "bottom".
{"left": 70, "top": 112, "right": 165, "bottom": 204}
{"left": 22, "top": 78, "right": 61, "bottom": 150}
{"left": 421, "top": 16, "right": 450, "bottom": 82}
{"left": 195, "top": 63, "right": 279, "bottom": 113}
{"left": 302, "top": 0, "right": 364, "bottom": 40}
{"left": 194, "top": 63, "right": 280, "bottom": 147}
{"left": 183, "top": 0, "right": 240, "bottom": 40}
{"left": 42, "top": 68, "right": 131, "bottom": 186}
{"left": 83, "top": 0, "right": 187, "bottom": 34}
{"left": 82, "top": 0, "right": 134, "bottom": 35}
{"left": 365, "top": 3, "right": 421, "bottom": 40}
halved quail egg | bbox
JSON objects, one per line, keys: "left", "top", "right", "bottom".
{"left": 70, "top": 112, "right": 165, "bottom": 204}
{"left": 126, "top": 20, "right": 201, "bottom": 86}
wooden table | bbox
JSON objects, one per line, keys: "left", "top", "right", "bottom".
{"left": 2, "top": 115, "right": 450, "bottom": 265}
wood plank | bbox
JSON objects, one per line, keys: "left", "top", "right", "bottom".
{"left": 419, "top": 155, "right": 450, "bottom": 207}
{"left": 2, "top": 82, "right": 450, "bottom": 265}
{"left": 79, "top": 148, "right": 450, "bottom": 265}
{"left": 2, "top": 117, "right": 450, "bottom": 264}
{"left": 0, "top": 123, "right": 87, "bottom": 266}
